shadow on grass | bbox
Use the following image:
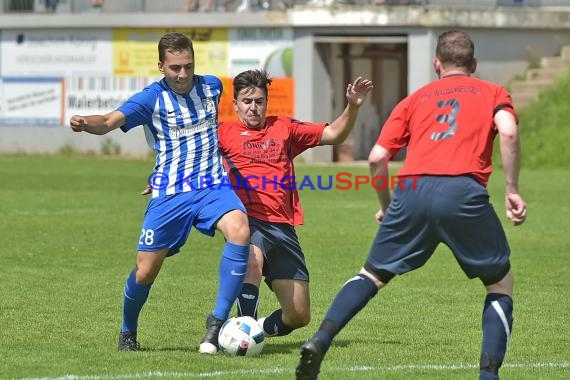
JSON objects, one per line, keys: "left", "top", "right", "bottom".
{"left": 262, "top": 337, "right": 405, "bottom": 355}
{"left": 260, "top": 339, "right": 354, "bottom": 355}
{"left": 124, "top": 338, "right": 404, "bottom": 354}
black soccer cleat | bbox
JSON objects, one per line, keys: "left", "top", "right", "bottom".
{"left": 295, "top": 338, "right": 325, "bottom": 380}
{"left": 199, "top": 313, "right": 225, "bottom": 354}
{"left": 118, "top": 331, "right": 139, "bottom": 351}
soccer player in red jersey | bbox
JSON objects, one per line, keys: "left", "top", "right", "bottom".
{"left": 218, "top": 69, "right": 373, "bottom": 338}
{"left": 296, "top": 30, "right": 527, "bottom": 380}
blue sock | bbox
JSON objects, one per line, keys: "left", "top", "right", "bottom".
{"left": 315, "top": 274, "right": 378, "bottom": 350}
{"left": 121, "top": 271, "right": 153, "bottom": 332}
{"left": 213, "top": 242, "right": 249, "bottom": 321}
{"left": 263, "top": 309, "right": 294, "bottom": 337}
{"left": 480, "top": 293, "right": 513, "bottom": 380}
{"left": 237, "top": 282, "right": 259, "bottom": 319}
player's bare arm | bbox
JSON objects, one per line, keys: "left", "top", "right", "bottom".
{"left": 69, "top": 110, "right": 126, "bottom": 135}
{"left": 495, "top": 109, "right": 527, "bottom": 226}
{"left": 368, "top": 144, "right": 392, "bottom": 223}
{"left": 320, "top": 76, "right": 373, "bottom": 145}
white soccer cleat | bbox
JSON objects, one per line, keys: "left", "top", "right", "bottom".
{"left": 199, "top": 342, "right": 218, "bottom": 354}
{"left": 198, "top": 313, "right": 223, "bottom": 354}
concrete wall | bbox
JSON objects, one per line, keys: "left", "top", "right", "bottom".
{"left": 0, "top": 124, "right": 151, "bottom": 156}
{"left": 293, "top": 32, "right": 336, "bottom": 162}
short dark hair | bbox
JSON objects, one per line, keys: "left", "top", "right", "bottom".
{"left": 436, "top": 30, "right": 475, "bottom": 69}
{"left": 158, "top": 32, "right": 194, "bottom": 63}
{"left": 233, "top": 69, "right": 272, "bottom": 100}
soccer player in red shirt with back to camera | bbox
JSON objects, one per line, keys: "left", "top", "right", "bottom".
{"left": 296, "top": 30, "right": 527, "bottom": 380}
{"left": 218, "top": 69, "right": 373, "bottom": 339}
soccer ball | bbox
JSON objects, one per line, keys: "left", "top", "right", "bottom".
{"left": 218, "top": 316, "right": 265, "bottom": 357}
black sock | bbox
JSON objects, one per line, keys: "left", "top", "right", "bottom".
{"left": 263, "top": 309, "right": 294, "bottom": 336}
{"left": 314, "top": 274, "right": 378, "bottom": 351}
{"left": 236, "top": 282, "right": 259, "bottom": 319}
{"left": 480, "top": 293, "right": 513, "bottom": 380}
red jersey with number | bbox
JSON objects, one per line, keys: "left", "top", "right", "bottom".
{"left": 218, "top": 116, "right": 326, "bottom": 226}
{"left": 377, "top": 75, "right": 517, "bottom": 186}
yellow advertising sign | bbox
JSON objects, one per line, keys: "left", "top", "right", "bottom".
{"left": 113, "top": 29, "right": 229, "bottom": 77}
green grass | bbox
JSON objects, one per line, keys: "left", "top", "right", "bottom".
{"left": 1, "top": 155, "right": 569, "bottom": 379}
{"left": 495, "top": 71, "right": 570, "bottom": 171}
{"left": 516, "top": 73, "right": 570, "bottom": 169}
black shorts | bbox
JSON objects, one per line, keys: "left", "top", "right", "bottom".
{"left": 249, "top": 217, "right": 309, "bottom": 289}
{"left": 365, "top": 175, "right": 511, "bottom": 285}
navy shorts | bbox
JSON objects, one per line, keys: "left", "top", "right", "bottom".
{"left": 364, "top": 175, "right": 510, "bottom": 285}
{"left": 249, "top": 217, "right": 309, "bottom": 289}
{"left": 137, "top": 187, "right": 246, "bottom": 256}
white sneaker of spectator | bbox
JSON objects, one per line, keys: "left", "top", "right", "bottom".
{"left": 237, "top": 0, "right": 251, "bottom": 11}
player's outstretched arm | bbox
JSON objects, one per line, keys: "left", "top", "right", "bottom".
{"left": 69, "top": 110, "right": 126, "bottom": 135}
{"left": 320, "top": 76, "right": 373, "bottom": 145}
{"left": 495, "top": 109, "right": 527, "bottom": 226}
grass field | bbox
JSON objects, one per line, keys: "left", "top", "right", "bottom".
{"left": 1, "top": 155, "right": 569, "bottom": 379}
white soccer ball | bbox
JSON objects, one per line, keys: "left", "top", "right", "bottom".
{"left": 218, "top": 316, "right": 265, "bottom": 357}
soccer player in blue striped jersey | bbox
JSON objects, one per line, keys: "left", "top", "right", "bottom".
{"left": 69, "top": 32, "right": 250, "bottom": 354}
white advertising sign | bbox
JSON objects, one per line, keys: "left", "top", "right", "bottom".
{"left": 0, "top": 77, "right": 63, "bottom": 126}
{"left": 228, "top": 28, "right": 294, "bottom": 77}
{"left": 0, "top": 29, "right": 113, "bottom": 76}
{"left": 64, "top": 75, "right": 161, "bottom": 123}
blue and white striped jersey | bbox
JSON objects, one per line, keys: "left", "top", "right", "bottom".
{"left": 119, "top": 75, "right": 227, "bottom": 198}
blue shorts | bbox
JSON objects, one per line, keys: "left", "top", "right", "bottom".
{"left": 137, "top": 187, "right": 246, "bottom": 256}
{"left": 364, "top": 175, "right": 510, "bottom": 285}
{"left": 249, "top": 217, "right": 309, "bottom": 290}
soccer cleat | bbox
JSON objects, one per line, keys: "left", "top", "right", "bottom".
{"left": 118, "top": 331, "right": 139, "bottom": 351}
{"left": 198, "top": 313, "right": 224, "bottom": 354}
{"left": 295, "top": 338, "right": 325, "bottom": 380}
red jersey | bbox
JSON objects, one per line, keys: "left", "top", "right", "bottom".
{"left": 218, "top": 116, "right": 326, "bottom": 226}
{"left": 377, "top": 75, "right": 518, "bottom": 186}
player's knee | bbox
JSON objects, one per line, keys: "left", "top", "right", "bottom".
{"left": 133, "top": 259, "right": 161, "bottom": 284}
{"left": 135, "top": 267, "right": 158, "bottom": 284}
{"left": 482, "top": 266, "right": 513, "bottom": 295}
{"left": 230, "top": 222, "right": 250, "bottom": 244}
{"left": 361, "top": 265, "right": 390, "bottom": 288}
{"left": 220, "top": 211, "right": 250, "bottom": 244}
{"left": 234, "top": 219, "right": 250, "bottom": 242}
